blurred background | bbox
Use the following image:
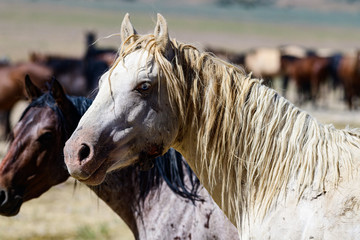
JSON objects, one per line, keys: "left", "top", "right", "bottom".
{"left": 0, "top": 0, "right": 359, "bottom": 239}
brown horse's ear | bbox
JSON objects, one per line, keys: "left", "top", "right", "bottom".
{"left": 25, "top": 74, "right": 42, "bottom": 101}
{"left": 51, "top": 77, "right": 68, "bottom": 108}
{"left": 154, "top": 13, "right": 174, "bottom": 60}
{"left": 121, "top": 13, "right": 138, "bottom": 46}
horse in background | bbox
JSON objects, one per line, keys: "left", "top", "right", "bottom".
{"left": 243, "top": 47, "right": 282, "bottom": 86}
{"left": 64, "top": 14, "right": 360, "bottom": 238}
{"left": 205, "top": 45, "right": 320, "bottom": 100}
{"left": 337, "top": 50, "right": 360, "bottom": 109}
{"left": 84, "top": 31, "right": 118, "bottom": 65}
{"left": 0, "top": 76, "right": 238, "bottom": 239}
{"left": 30, "top": 32, "right": 117, "bottom": 96}
{"left": 83, "top": 32, "right": 118, "bottom": 93}
{"left": 29, "top": 53, "right": 87, "bottom": 96}
{"left": 281, "top": 55, "right": 331, "bottom": 105}
{"left": 205, "top": 46, "right": 280, "bottom": 86}
{"left": 0, "top": 62, "right": 53, "bottom": 139}
{"left": 0, "top": 59, "right": 12, "bottom": 138}
{"left": 204, "top": 46, "right": 246, "bottom": 67}
{"left": 0, "top": 31, "right": 116, "bottom": 139}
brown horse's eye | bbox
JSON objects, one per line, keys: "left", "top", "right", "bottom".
{"left": 37, "top": 132, "right": 53, "bottom": 143}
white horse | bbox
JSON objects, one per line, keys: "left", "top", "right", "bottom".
{"left": 65, "top": 13, "right": 360, "bottom": 239}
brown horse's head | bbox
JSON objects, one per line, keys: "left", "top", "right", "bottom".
{"left": 0, "top": 75, "right": 84, "bottom": 216}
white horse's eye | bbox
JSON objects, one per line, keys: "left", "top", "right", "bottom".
{"left": 136, "top": 82, "right": 151, "bottom": 92}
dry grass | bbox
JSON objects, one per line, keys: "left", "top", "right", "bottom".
{"left": 0, "top": 180, "right": 134, "bottom": 240}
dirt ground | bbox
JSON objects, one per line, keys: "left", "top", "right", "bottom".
{"left": 1, "top": 0, "right": 360, "bottom": 239}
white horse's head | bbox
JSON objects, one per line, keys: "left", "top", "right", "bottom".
{"left": 64, "top": 14, "right": 180, "bottom": 185}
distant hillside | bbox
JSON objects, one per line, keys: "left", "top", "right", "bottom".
{"left": 276, "top": 0, "right": 360, "bottom": 12}
{"left": 133, "top": 0, "right": 360, "bottom": 12}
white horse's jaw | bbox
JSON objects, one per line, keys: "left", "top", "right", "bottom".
{"left": 106, "top": 155, "right": 138, "bottom": 173}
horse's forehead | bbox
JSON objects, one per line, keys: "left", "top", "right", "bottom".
{"left": 127, "top": 50, "right": 151, "bottom": 64}
{"left": 120, "top": 50, "right": 156, "bottom": 73}
{"left": 111, "top": 50, "right": 159, "bottom": 84}
{"left": 16, "top": 107, "right": 57, "bottom": 135}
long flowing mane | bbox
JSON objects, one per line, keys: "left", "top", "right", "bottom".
{"left": 137, "top": 148, "right": 201, "bottom": 204}
{"left": 112, "top": 33, "right": 360, "bottom": 228}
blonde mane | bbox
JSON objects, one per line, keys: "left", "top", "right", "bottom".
{"left": 112, "top": 33, "right": 360, "bottom": 230}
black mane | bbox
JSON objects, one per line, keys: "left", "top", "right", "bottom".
{"left": 137, "top": 148, "right": 201, "bottom": 204}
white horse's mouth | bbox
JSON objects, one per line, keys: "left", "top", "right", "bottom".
{"left": 77, "top": 160, "right": 110, "bottom": 186}
{"left": 106, "top": 143, "right": 164, "bottom": 173}
{"left": 106, "top": 155, "right": 139, "bottom": 173}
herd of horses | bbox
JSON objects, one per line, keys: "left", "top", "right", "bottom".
{"left": 1, "top": 13, "right": 360, "bottom": 239}
{"left": 207, "top": 44, "right": 360, "bottom": 108}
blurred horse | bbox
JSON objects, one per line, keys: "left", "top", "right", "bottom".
{"left": 30, "top": 52, "right": 87, "bottom": 95}
{"left": 281, "top": 55, "right": 331, "bottom": 105}
{"left": 204, "top": 46, "right": 246, "bottom": 66}
{"left": 84, "top": 32, "right": 118, "bottom": 92}
{"left": 0, "top": 76, "right": 238, "bottom": 239}
{"left": 244, "top": 47, "right": 281, "bottom": 85}
{"left": 84, "top": 31, "right": 118, "bottom": 65}
{"left": 29, "top": 32, "right": 117, "bottom": 96}
{"left": 0, "top": 62, "right": 52, "bottom": 139}
{"left": 337, "top": 51, "right": 360, "bottom": 109}
{"left": 205, "top": 46, "right": 282, "bottom": 86}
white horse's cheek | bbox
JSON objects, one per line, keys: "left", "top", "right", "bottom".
{"left": 111, "top": 127, "right": 134, "bottom": 142}
{"left": 126, "top": 101, "right": 147, "bottom": 124}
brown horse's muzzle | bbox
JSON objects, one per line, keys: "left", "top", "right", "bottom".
{"left": 0, "top": 187, "right": 23, "bottom": 216}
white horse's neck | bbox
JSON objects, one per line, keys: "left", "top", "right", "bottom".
{"left": 174, "top": 78, "right": 360, "bottom": 231}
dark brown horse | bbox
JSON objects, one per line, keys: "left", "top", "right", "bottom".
{"left": 30, "top": 52, "right": 104, "bottom": 95}
{"left": 337, "top": 51, "right": 360, "bottom": 109}
{"left": 84, "top": 31, "right": 118, "bottom": 65}
{"left": 0, "top": 76, "right": 238, "bottom": 239}
{"left": 281, "top": 55, "right": 331, "bottom": 105}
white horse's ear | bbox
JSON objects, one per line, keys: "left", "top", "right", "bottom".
{"left": 154, "top": 13, "right": 174, "bottom": 59}
{"left": 121, "top": 13, "right": 137, "bottom": 45}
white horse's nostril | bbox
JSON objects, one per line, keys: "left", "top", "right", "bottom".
{"left": 78, "top": 143, "right": 91, "bottom": 162}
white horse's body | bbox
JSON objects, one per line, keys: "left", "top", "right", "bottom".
{"left": 245, "top": 168, "right": 360, "bottom": 239}
{"left": 64, "top": 14, "right": 360, "bottom": 239}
